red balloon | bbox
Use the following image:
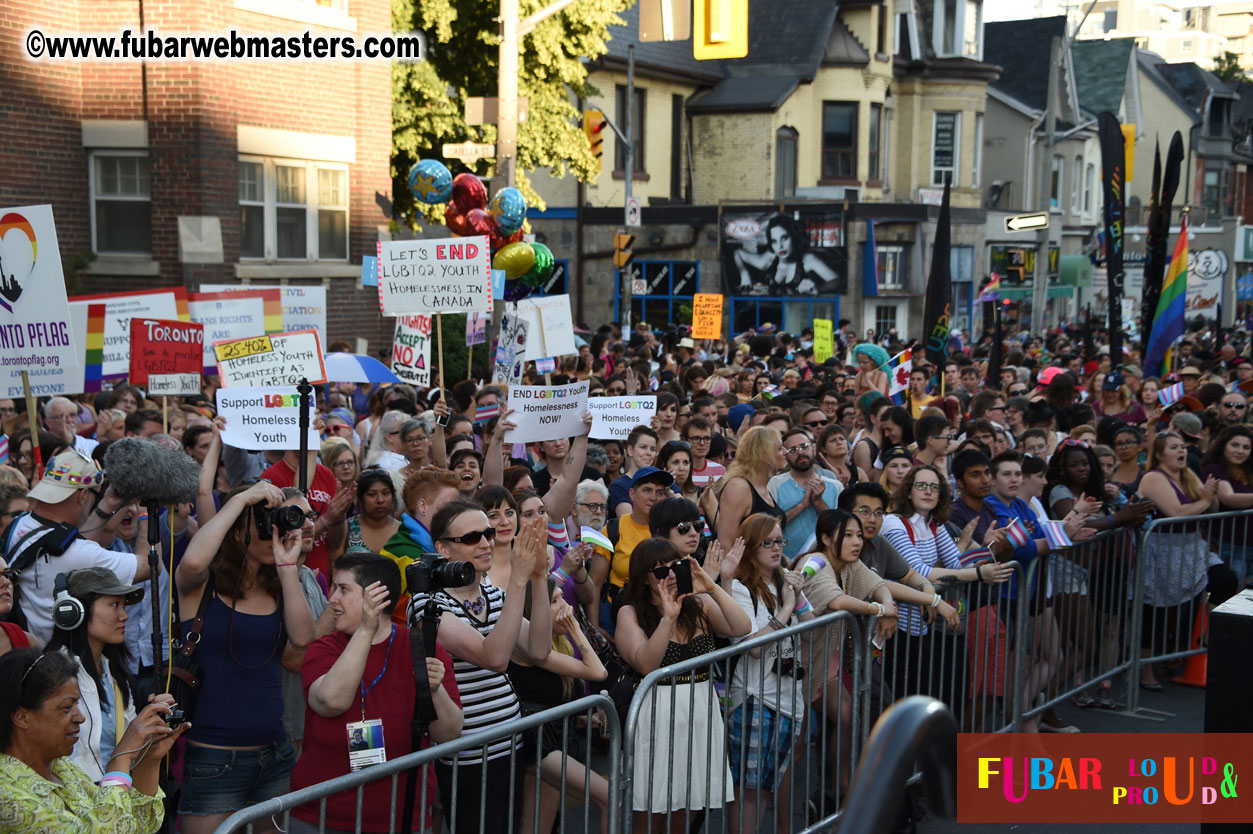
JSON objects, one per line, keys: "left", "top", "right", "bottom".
{"left": 490, "top": 227, "right": 525, "bottom": 253}
{"left": 451, "top": 173, "right": 488, "bottom": 214}
{"left": 444, "top": 206, "right": 471, "bottom": 236}
{"left": 467, "top": 208, "right": 494, "bottom": 237}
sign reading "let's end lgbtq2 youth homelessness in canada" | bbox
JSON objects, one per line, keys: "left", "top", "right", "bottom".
{"left": 377, "top": 236, "right": 493, "bottom": 316}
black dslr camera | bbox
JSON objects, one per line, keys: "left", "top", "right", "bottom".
{"left": 406, "top": 558, "right": 477, "bottom": 594}
{"left": 255, "top": 504, "right": 307, "bottom": 540}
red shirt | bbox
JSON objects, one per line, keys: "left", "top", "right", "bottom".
{"left": 261, "top": 458, "right": 338, "bottom": 576}
{"left": 291, "top": 628, "right": 460, "bottom": 832}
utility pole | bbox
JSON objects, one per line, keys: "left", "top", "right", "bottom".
{"left": 622, "top": 44, "right": 635, "bottom": 333}
{"left": 1030, "top": 36, "right": 1060, "bottom": 335}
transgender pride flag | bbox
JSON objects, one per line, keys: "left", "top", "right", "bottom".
{"left": 1158, "top": 382, "right": 1185, "bottom": 408}
{"left": 1004, "top": 518, "right": 1032, "bottom": 549}
{"left": 1038, "top": 520, "right": 1074, "bottom": 549}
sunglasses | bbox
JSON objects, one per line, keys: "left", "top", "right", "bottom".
{"left": 651, "top": 560, "right": 686, "bottom": 580}
{"left": 1222, "top": 401, "right": 1247, "bottom": 410}
{"left": 0, "top": 568, "right": 18, "bottom": 582}
{"left": 442, "top": 528, "right": 498, "bottom": 545}
{"left": 806, "top": 419, "right": 828, "bottom": 428}
{"left": 672, "top": 520, "right": 706, "bottom": 535}
{"left": 784, "top": 441, "right": 814, "bottom": 455}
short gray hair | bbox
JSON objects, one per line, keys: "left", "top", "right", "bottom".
{"left": 43, "top": 396, "right": 75, "bottom": 418}
{"left": 575, "top": 479, "right": 609, "bottom": 503}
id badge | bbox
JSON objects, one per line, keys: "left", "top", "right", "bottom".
{"left": 347, "top": 719, "right": 387, "bottom": 771}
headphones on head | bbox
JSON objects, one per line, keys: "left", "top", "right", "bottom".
{"left": 52, "top": 572, "right": 85, "bottom": 631}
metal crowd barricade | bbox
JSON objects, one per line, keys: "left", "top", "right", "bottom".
{"left": 210, "top": 693, "right": 621, "bottom": 834}
{"left": 861, "top": 561, "right": 1029, "bottom": 737}
{"left": 619, "top": 610, "right": 863, "bottom": 834}
{"left": 1125, "top": 509, "right": 1250, "bottom": 715}
{"left": 1016, "top": 527, "right": 1139, "bottom": 725}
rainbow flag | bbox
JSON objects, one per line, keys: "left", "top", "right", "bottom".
{"left": 887, "top": 348, "right": 912, "bottom": 405}
{"left": 1143, "top": 216, "right": 1189, "bottom": 377}
{"left": 978, "top": 272, "right": 1002, "bottom": 302}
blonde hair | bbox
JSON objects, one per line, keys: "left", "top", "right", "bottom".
{"left": 715, "top": 426, "right": 781, "bottom": 496}
{"left": 320, "top": 437, "right": 355, "bottom": 477}
{"left": 0, "top": 465, "right": 29, "bottom": 490}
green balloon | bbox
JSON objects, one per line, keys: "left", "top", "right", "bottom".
{"left": 522, "top": 242, "right": 555, "bottom": 287}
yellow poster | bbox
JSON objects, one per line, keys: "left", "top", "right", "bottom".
{"left": 691, "top": 293, "right": 723, "bottom": 339}
{"left": 813, "top": 318, "right": 834, "bottom": 363}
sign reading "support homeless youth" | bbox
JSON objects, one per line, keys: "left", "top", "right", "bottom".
{"left": 217, "top": 387, "right": 319, "bottom": 450}
{"left": 587, "top": 396, "right": 657, "bottom": 440}
{"left": 377, "top": 236, "right": 492, "bottom": 315}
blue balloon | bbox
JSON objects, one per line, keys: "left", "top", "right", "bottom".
{"left": 408, "top": 159, "right": 453, "bottom": 205}
{"left": 488, "top": 187, "right": 527, "bottom": 235}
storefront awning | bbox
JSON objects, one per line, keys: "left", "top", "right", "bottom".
{"left": 997, "top": 285, "right": 1076, "bottom": 300}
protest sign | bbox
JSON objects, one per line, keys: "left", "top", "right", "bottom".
{"left": 466, "top": 312, "right": 488, "bottom": 346}
{"left": 587, "top": 395, "right": 657, "bottom": 441}
{"left": 361, "top": 256, "right": 379, "bottom": 287}
{"left": 201, "top": 283, "right": 327, "bottom": 350}
{"left": 0, "top": 206, "right": 77, "bottom": 374}
{"left": 691, "top": 293, "right": 723, "bottom": 340}
{"left": 217, "top": 386, "right": 318, "bottom": 451}
{"left": 377, "top": 236, "right": 492, "bottom": 315}
{"left": 70, "top": 287, "right": 187, "bottom": 378}
{"left": 0, "top": 302, "right": 89, "bottom": 398}
{"left": 813, "top": 318, "right": 834, "bottom": 364}
{"left": 516, "top": 294, "right": 576, "bottom": 358}
{"left": 504, "top": 380, "right": 589, "bottom": 444}
{"left": 391, "top": 315, "right": 432, "bottom": 387}
{"left": 215, "top": 329, "right": 327, "bottom": 388}
{"left": 493, "top": 305, "right": 529, "bottom": 385}
{"left": 129, "top": 318, "right": 204, "bottom": 386}
{"left": 189, "top": 289, "right": 280, "bottom": 370}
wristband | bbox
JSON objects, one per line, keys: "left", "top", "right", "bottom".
{"left": 551, "top": 567, "right": 571, "bottom": 584}
{"left": 574, "top": 568, "right": 591, "bottom": 584}
{"left": 796, "top": 599, "right": 812, "bottom": 616}
{"left": 975, "top": 564, "right": 984, "bottom": 581}
{"left": 275, "top": 562, "right": 299, "bottom": 567}
{"left": 136, "top": 514, "right": 148, "bottom": 523}
{"left": 100, "top": 771, "right": 132, "bottom": 789}
{"left": 930, "top": 594, "right": 942, "bottom": 609}
{"left": 767, "top": 615, "right": 785, "bottom": 630}
{"left": 1105, "top": 514, "right": 1114, "bottom": 528}
{"left": 870, "top": 602, "right": 885, "bottom": 617}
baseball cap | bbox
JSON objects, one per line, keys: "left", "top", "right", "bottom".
{"left": 1102, "top": 370, "right": 1125, "bottom": 391}
{"left": 727, "top": 403, "right": 755, "bottom": 432}
{"left": 1170, "top": 412, "right": 1203, "bottom": 440}
{"left": 881, "top": 446, "right": 914, "bottom": 466}
{"left": 1037, "top": 367, "right": 1066, "bottom": 388}
{"left": 27, "top": 451, "right": 106, "bottom": 505}
{"left": 66, "top": 566, "right": 144, "bottom": 606}
{"left": 630, "top": 466, "right": 675, "bottom": 489}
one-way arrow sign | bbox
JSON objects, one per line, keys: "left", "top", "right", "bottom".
{"left": 1005, "top": 212, "right": 1050, "bottom": 233}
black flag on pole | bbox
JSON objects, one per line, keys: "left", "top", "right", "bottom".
{"left": 1097, "top": 113, "right": 1126, "bottom": 363}
{"left": 922, "top": 182, "right": 952, "bottom": 369}
{"left": 1142, "top": 131, "right": 1184, "bottom": 349}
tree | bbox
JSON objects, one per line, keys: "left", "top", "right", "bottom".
{"left": 1213, "top": 51, "right": 1248, "bottom": 82}
{"left": 391, "top": 0, "right": 631, "bottom": 228}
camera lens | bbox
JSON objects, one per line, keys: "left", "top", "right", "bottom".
{"left": 273, "top": 505, "right": 307, "bottom": 534}
{"left": 431, "top": 558, "right": 477, "bottom": 589}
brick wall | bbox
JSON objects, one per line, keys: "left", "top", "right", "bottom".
{"left": 690, "top": 112, "right": 774, "bottom": 200}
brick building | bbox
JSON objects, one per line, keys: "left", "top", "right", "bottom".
{"left": 1, "top": 0, "right": 393, "bottom": 350}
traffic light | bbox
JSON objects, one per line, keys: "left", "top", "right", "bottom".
{"left": 614, "top": 232, "right": 634, "bottom": 270}
{"left": 694, "top": 0, "right": 748, "bottom": 60}
{"left": 584, "top": 110, "right": 606, "bottom": 175}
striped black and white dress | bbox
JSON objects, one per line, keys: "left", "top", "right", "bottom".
{"left": 411, "top": 580, "right": 520, "bottom": 765}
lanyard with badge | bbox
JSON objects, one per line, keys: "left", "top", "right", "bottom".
{"left": 347, "top": 625, "right": 395, "bottom": 771}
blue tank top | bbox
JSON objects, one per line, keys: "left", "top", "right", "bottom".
{"left": 184, "top": 595, "right": 286, "bottom": 746}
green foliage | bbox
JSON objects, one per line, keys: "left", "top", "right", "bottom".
{"left": 1213, "top": 51, "right": 1248, "bottom": 82}
{"left": 391, "top": 0, "right": 631, "bottom": 230}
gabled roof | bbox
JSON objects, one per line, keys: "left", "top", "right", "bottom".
{"left": 1153, "top": 60, "right": 1235, "bottom": 112}
{"left": 686, "top": 75, "right": 801, "bottom": 113}
{"left": 822, "top": 16, "right": 870, "bottom": 66}
{"left": 720, "top": 0, "right": 841, "bottom": 82}
{"left": 1072, "top": 39, "right": 1135, "bottom": 117}
{"left": 983, "top": 17, "right": 1068, "bottom": 112}
{"left": 1137, "top": 49, "right": 1201, "bottom": 123}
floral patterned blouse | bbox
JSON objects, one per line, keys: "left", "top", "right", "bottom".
{"left": 0, "top": 754, "right": 164, "bottom": 834}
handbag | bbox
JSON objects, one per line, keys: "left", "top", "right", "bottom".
{"left": 168, "top": 577, "right": 213, "bottom": 720}
{"left": 574, "top": 604, "right": 639, "bottom": 731}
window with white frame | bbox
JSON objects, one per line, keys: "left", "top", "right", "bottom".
{"left": 1084, "top": 163, "right": 1095, "bottom": 215}
{"left": 238, "top": 157, "right": 349, "bottom": 262}
{"left": 932, "top": 111, "right": 961, "bottom": 186}
{"left": 1050, "top": 155, "right": 1064, "bottom": 210}
{"left": 874, "top": 304, "right": 898, "bottom": 339}
{"left": 963, "top": 0, "right": 983, "bottom": 59}
{"left": 973, "top": 113, "right": 983, "bottom": 188}
{"left": 934, "top": 0, "right": 983, "bottom": 58}
{"left": 877, "top": 245, "right": 907, "bottom": 289}
{"left": 1071, "top": 155, "right": 1083, "bottom": 214}
{"left": 91, "top": 152, "right": 152, "bottom": 255}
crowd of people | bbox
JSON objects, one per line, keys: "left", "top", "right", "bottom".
{"left": 0, "top": 314, "right": 1250, "bottom": 834}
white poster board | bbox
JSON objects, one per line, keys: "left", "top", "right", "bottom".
{"left": 0, "top": 205, "right": 77, "bottom": 373}
{"left": 587, "top": 396, "right": 657, "bottom": 440}
{"left": 377, "top": 236, "right": 492, "bottom": 315}
{"left": 69, "top": 289, "right": 182, "bottom": 378}
{"left": 492, "top": 306, "right": 529, "bottom": 385}
{"left": 148, "top": 373, "right": 202, "bottom": 396}
{"left": 504, "top": 380, "right": 589, "bottom": 444}
{"left": 217, "top": 386, "right": 319, "bottom": 450}
{"left": 0, "top": 302, "right": 87, "bottom": 398}
{"left": 391, "top": 315, "right": 432, "bottom": 387}
{"left": 200, "top": 283, "right": 328, "bottom": 349}
{"left": 516, "top": 294, "right": 576, "bottom": 358}
{"left": 189, "top": 291, "right": 271, "bottom": 370}
{"left": 215, "top": 330, "right": 327, "bottom": 388}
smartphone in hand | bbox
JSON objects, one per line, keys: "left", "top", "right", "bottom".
{"left": 672, "top": 560, "right": 693, "bottom": 596}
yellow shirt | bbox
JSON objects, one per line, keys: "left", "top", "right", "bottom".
{"left": 599, "top": 514, "right": 652, "bottom": 589}
{"left": 0, "top": 754, "right": 164, "bottom": 834}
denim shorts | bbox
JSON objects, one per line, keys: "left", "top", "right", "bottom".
{"left": 179, "top": 735, "right": 296, "bottom": 816}
{"left": 726, "top": 699, "right": 804, "bottom": 791}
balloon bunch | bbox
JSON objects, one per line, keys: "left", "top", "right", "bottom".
{"left": 408, "top": 159, "right": 555, "bottom": 301}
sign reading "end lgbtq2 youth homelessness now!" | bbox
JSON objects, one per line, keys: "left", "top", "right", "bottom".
{"left": 214, "top": 329, "right": 327, "bottom": 388}
{"left": 504, "top": 380, "right": 589, "bottom": 444}
{"left": 216, "top": 387, "right": 319, "bottom": 451}
{"left": 377, "top": 236, "right": 492, "bottom": 316}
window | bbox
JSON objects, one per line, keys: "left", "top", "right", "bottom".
{"left": 238, "top": 157, "right": 350, "bottom": 261}
{"left": 940, "top": 0, "right": 958, "bottom": 55}
{"left": 972, "top": 113, "right": 983, "bottom": 188}
{"left": 1202, "top": 167, "right": 1232, "bottom": 216}
{"left": 877, "top": 245, "right": 907, "bottom": 289}
{"left": 1181, "top": 40, "right": 1193, "bottom": 54}
{"left": 877, "top": 2, "right": 888, "bottom": 56}
{"left": 822, "top": 102, "right": 858, "bottom": 181}
{"left": 882, "top": 108, "right": 892, "bottom": 192}
{"left": 775, "top": 127, "right": 798, "bottom": 198}
{"left": 934, "top": 0, "right": 982, "bottom": 57}
{"left": 874, "top": 304, "right": 898, "bottom": 339}
{"left": 1083, "top": 163, "right": 1095, "bottom": 214}
{"left": 931, "top": 111, "right": 960, "bottom": 186}
{"left": 1050, "top": 155, "right": 1064, "bottom": 210}
{"left": 868, "top": 104, "right": 883, "bottom": 182}
{"left": 1071, "top": 155, "right": 1083, "bottom": 214}
{"left": 963, "top": 0, "right": 982, "bottom": 58}
{"left": 671, "top": 94, "right": 684, "bottom": 200}
{"left": 615, "top": 85, "right": 645, "bottom": 174}
{"left": 91, "top": 152, "right": 151, "bottom": 255}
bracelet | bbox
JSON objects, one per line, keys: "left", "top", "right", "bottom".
{"left": 975, "top": 564, "right": 984, "bottom": 581}
{"left": 100, "top": 771, "right": 132, "bottom": 789}
{"left": 551, "top": 567, "right": 571, "bottom": 584}
{"left": 767, "top": 615, "right": 785, "bottom": 630}
{"left": 574, "top": 569, "right": 591, "bottom": 585}
{"left": 275, "top": 562, "right": 299, "bottom": 567}
{"left": 1104, "top": 514, "right": 1114, "bottom": 529}
{"left": 136, "top": 514, "right": 148, "bottom": 523}
{"left": 930, "top": 594, "right": 942, "bottom": 609}
{"left": 795, "top": 600, "right": 812, "bottom": 616}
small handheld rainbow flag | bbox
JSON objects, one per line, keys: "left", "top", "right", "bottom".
{"left": 1003, "top": 518, "right": 1032, "bottom": 549}
{"left": 580, "top": 527, "right": 614, "bottom": 552}
{"left": 1038, "top": 519, "right": 1074, "bottom": 550}
{"left": 1158, "top": 382, "right": 1185, "bottom": 408}
{"left": 978, "top": 272, "right": 1003, "bottom": 302}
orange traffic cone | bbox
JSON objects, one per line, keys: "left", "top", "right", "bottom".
{"left": 1172, "top": 604, "right": 1209, "bottom": 688}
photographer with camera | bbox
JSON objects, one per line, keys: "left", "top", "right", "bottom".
{"left": 289, "top": 552, "right": 462, "bottom": 834}
{"left": 409, "top": 502, "right": 552, "bottom": 834}
{"left": 174, "top": 481, "right": 316, "bottom": 834}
